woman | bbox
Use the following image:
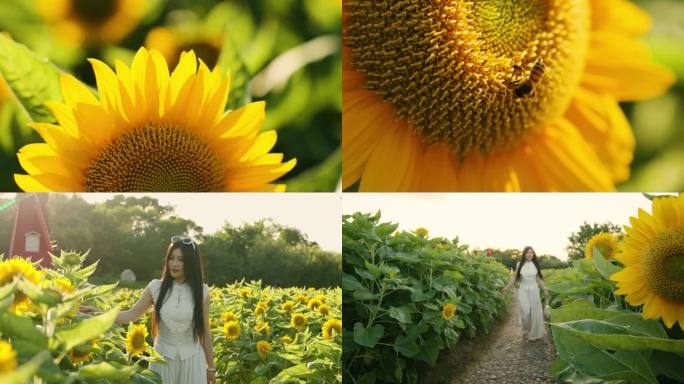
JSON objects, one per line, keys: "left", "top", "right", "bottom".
{"left": 501, "top": 246, "right": 549, "bottom": 341}
{"left": 91, "top": 236, "right": 216, "bottom": 384}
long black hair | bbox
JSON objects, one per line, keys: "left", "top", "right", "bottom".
{"left": 152, "top": 240, "right": 206, "bottom": 342}
{"left": 515, "top": 246, "right": 544, "bottom": 282}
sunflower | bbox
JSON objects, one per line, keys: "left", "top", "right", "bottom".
{"left": 0, "top": 340, "right": 17, "bottom": 374}
{"left": 255, "top": 301, "right": 268, "bottom": 316}
{"left": 224, "top": 320, "right": 241, "bottom": 340}
{"left": 125, "top": 323, "right": 148, "bottom": 357}
{"left": 15, "top": 47, "right": 296, "bottom": 192}
{"left": 255, "top": 321, "right": 271, "bottom": 336}
{"left": 307, "top": 297, "right": 323, "bottom": 311}
{"left": 318, "top": 303, "right": 330, "bottom": 317}
{"left": 0, "top": 257, "right": 43, "bottom": 313}
{"left": 256, "top": 340, "right": 272, "bottom": 360}
{"left": 36, "top": 0, "right": 147, "bottom": 46}
{"left": 222, "top": 311, "right": 237, "bottom": 323}
{"left": 415, "top": 227, "right": 429, "bottom": 238}
{"left": 610, "top": 195, "right": 684, "bottom": 329}
{"left": 146, "top": 26, "right": 223, "bottom": 70}
{"left": 442, "top": 303, "right": 457, "bottom": 321}
{"left": 291, "top": 313, "right": 308, "bottom": 329}
{"left": 585, "top": 232, "right": 619, "bottom": 259}
{"left": 239, "top": 287, "right": 251, "bottom": 298}
{"left": 343, "top": 0, "right": 674, "bottom": 191}
{"left": 322, "top": 319, "right": 342, "bottom": 340}
{"left": 295, "top": 294, "right": 308, "bottom": 304}
{"left": 69, "top": 339, "right": 97, "bottom": 365}
{"left": 281, "top": 335, "right": 293, "bottom": 344}
{"left": 281, "top": 300, "right": 295, "bottom": 313}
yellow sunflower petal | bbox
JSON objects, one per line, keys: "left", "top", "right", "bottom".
{"left": 359, "top": 122, "right": 420, "bottom": 191}
{"left": 227, "top": 159, "right": 297, "bottom": 191}
{"left": 14, "top": 173, "right": 80, "bottom": 191}
{"left": 217, "top": 101, "right": 265, "bottom": 138}
{"left": 581, "top": 32, "right": 675, "bottom": 101}
{"left": 590, "top": 0, "right": 652, "bottom": 37}
{"left": 565, "top": 88, "right": 634, "bottom": 183}
{"left": 61, "top": 74, "right": 98, "bottom": 106}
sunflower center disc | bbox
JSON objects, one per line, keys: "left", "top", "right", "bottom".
{"left": 345, "top": 0, "right": 590, "bottom": 155}
{"left": 72, "top": 0, "right": 118, "bottom": 23}
{"left": 642, "top": 228, "right": 684, "bottom": 304}
{"left": 85, "top": 124, "right": 225, "bottom": 192}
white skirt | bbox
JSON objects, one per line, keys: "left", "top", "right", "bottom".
{"left": 518, "top": 284, "right": 545, "bottom": 340}
{"left": 150, "top": 349, "right": 207, "bottom": 384}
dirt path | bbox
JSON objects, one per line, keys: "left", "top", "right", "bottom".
{"left": 425, "top": 296, "right": 559, "bottom": 384}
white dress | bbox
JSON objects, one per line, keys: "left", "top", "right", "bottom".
{"left": 147, "top": 279, "right": 209, "bottom": 384}
{"left": 517, "top": 262, "right": 545, "bottom": 340}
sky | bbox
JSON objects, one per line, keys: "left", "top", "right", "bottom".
{"left": 0, "top": 193, "right": 342, "bottom": 253}
{"left": 342, "top": 193, "right": 660, "bottom": 259}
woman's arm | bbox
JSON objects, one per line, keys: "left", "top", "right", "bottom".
{"left": 114, "top": 286, "right": 153, "bottom": 324}
{"left": 537, "top": 276, "right": 550, "bottom": 299}
{"left": 501, "top": 263, "right": 520, "bottom": 294}
{"left": 201, "top": 294, "right": 216, "bottom": 384}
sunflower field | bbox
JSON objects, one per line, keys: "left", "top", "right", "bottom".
{"left": 342, "top": 211, "right": 509, "bottom": 384}
{"left": 0, "top": 250, "right": 342, "bottom": 383}
{"left": 0, "top": 0, "right": 341, "bottom": 192}
{"left": 545, "top": 194, "right": 684, "bottom": 384}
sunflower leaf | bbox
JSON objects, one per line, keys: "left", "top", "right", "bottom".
{"left": 216, "top": 27, "right": 251, "bottom": 111}
{"left": 55, "top": 308, "right": 118, "bottom": 351}
{"left": 592, "top": 246, "right": 621, "bottom": 280}
{"left": 0, "top": 34, "right": 62, "bottom": 123}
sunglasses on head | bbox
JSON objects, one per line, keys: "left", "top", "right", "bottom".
{"left": 171, "top": 235, "right": 196, "bottom": 250}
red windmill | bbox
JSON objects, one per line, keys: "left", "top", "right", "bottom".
{"left": 8, "top": 194, "right": 53, "bottom": 267}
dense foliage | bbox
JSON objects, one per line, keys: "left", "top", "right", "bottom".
{"left": 545, "top": 249, "right": 684, "bottom": 383}
{"left": 342, "top": 212, "right": 509, "bottom": 384}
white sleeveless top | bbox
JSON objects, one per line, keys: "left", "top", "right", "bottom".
{"left": 517, "top": 261, "right": 540, "bottom": 290}
{"left": 147, "top": 279, "right": 209, "bottom": 361}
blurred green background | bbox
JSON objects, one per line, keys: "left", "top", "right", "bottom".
{"left": 620, "top": 0, "right": 684, "bottom": 191}
{"left": 0, "top": 0, "right": 341, "bottom": 192}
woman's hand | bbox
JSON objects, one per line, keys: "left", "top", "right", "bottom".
{"left": 544, "top": 290, "right": 550, "bottom": 300}
{"left": 207, "top": 369, "right": 216, "bottom": 384}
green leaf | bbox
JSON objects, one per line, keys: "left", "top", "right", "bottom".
{"left": 416, "top": 337, "right": 440, "bottom": 366}
{"left": 592, "top": 246, "right": 621, "bottom": 280}
{"left": 550, "top": 319, "right": 684, "bottom": 353}
{"left": 216, "top": 28, "right": 251, "bottom": 111}
{"left": 387, "top": 306, "right": 413, "bottom": 324}
{"left": 55, "top": 308, "right": 118, "bottom": 351}
{"left": 551, "top": 307, "right": 624, "bottom": 323}
{"left": 353, "top": 322, "right": 384, "bottom": 348}
{"left": 355, "top": 266, "right": 377, "bottom": 281}
{"left": 16, "top": 278, "right": 62, "bottom": 305}
{"left": 0, "top": 34, "right": 62, "bottom": 123}
{"left": 364, "top": 261, "right": 383, "bottom": 279}
{"left": 0, "top": 312, "right": 48, "bottom": 347}
{"left": 341, "top": 273, "right": 364, "bottom": 291}
{"left": 551, "top": 322, "right": 658, "bottom": 384}
{"left": 74, "top": 362, "right": 136, "bottom": 380}
{"left": 393, "top": 332, "right": 420, "bottom": 358}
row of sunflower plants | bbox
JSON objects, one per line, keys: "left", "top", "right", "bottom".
{"left": 0, "top": 250, "right": 163, "bottom": 384}
{"left": 112, "top": 282, "right": 342, "bottom": 384}
{"left": 545, "top": 194, "right": 684, "bottom": 384}
{"left": 342, "top": 211, "right": 509, "bottom": 384}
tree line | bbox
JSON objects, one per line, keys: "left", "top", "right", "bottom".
{"left": 0, "top": 194, "right": 340, "bottom": 288}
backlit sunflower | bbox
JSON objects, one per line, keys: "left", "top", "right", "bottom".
{"left": 585, "top": 232, "right": 619, "bottom": 259}
{"left": 281, "top": 300, "right": 295, "bottom": 313}
{"left": 442, "top": 303, "right": 457, "bottom": 321}
{"left": 322, "top": 318, "right": 342, "bottom": 340}
{"left": 318, "top": 303, "right": 330, "bottom": 316}
{"left": 224, "top": 320, "right": 241, "bottom": 340}
{"left": 281, "top": 335, "right": 293, "bottom": 344}
{"left": 146, "top": 26, "right": 223, "bottom": 70}
{"left": 415, "top": 227, "right": 429, "bottom": 238}
{"left": 256, "top": 340, "right": 272, "bottom": 360}
{"left": 0, "top": 257, "right": 43, "bottom": 313}
{"left": 291, "top": 313, "right": 307, "bottom": 329}
{"left": 610, "top": 195, "right": 684, "bottom": 328}
{"left": 255, "top": 301, "right": 268, "bottom": 316}
{"left": 0, "top": 340, "right": 17, "bottom": 374}
{"left": 69, "top": 339, "right": 97, "bottom": 365}
{"left": 125, "top": 323, "right": 148, "bottom": 357}
{"left": 15, "top": 47, "right": 296, "bottom": 192}
{"left": 36, "top": 0, "right": 147, "bottom": 46}
{"left": 222, "top": 311, "right": 237, "bottom": 323}
{"left": 255, "top": 321, "right": 271, "bottom": 336}
{"left": 343, "top": 0, "right": 675, "bottom": 191}
{"left": 239, "top": 287, "right": 251, "bottom": 298}
{"left": 295, "top": 294, "right": 308, "bottom": 304}
{"left": 307, "top": 297, "right": 323, "bottom": 311}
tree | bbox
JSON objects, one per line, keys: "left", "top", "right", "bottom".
{"left": 565, "top": 221, "right": 623, "bottom": 260}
